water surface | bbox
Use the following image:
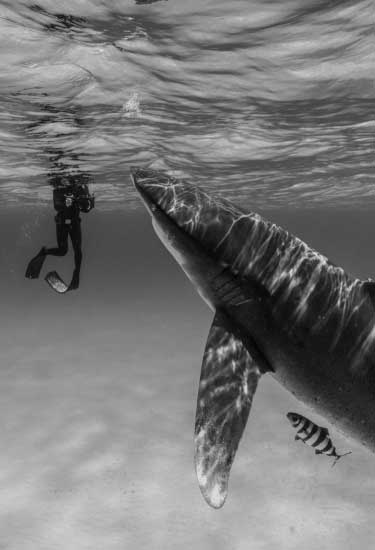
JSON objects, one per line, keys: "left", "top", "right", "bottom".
{"left": 0, "top": 0, "right": 373, "bottom": 208}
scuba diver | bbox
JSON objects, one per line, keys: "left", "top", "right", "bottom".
{"left": 25, "top": 99, "right": 95, "bottom": 292}
{"left": 25, "top": 175, "right": 95, "bottom": 292}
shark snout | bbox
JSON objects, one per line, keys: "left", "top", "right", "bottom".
{"left": 132, "top": 167, "right": 259, "bottom": 276}
{"left": 131, "top": 168, "right": 156, "bottom": 213}
{"left": 131, "top": 167, "right": 175, "bottom": 215}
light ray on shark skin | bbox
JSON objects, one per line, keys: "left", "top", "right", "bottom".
{"left": 132, "top": 167, "right": 375, "bottom": 508}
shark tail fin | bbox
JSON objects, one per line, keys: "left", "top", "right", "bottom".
{"left": 194, "top": 312, "right": 263, "bottom": 509}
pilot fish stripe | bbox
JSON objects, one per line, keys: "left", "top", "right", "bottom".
{"left": 293, "top": 415, "right": 335, "bottom": 453}
{"left": 296, "top": 417, "right": 309, "bottom": 432}
{"left": 307, "top": 430, "right": 337, "bottom": 456}
{"left": 318, "top": 439, "right": 335, "bottom": 454}
{"left": 287, "top": 412, "right": 352, "bottom": 464}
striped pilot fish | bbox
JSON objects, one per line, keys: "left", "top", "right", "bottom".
{"left": 287, "top": 412, "right": 351, "bottom": 466}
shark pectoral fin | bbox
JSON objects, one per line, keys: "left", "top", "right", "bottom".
{"left": 194, "top": 313, "right": 261, "bottom": 509}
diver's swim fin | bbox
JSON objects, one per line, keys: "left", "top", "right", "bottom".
{"left": 44, "top": 271, "right": 69, "bottom": 293}
{"left": 25, "top": 248, "right": 46, "bottom": 279}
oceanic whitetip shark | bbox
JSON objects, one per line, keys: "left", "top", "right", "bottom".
{"left": 132, "top": 167, "right": 375, "bottom": 509}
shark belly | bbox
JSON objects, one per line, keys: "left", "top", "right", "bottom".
{"left": 272, "top": 351, "right": 375, "bottom": 453}
{"left": 227, "top": 295, "right": 375, "bottom": 452}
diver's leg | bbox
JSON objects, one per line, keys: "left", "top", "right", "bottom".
{"left": 26, "top": 216, "right": 68, "bottom": 279}
{"left": 25, "top": 246, "right": 47, "bottom": 279}
{"left": 44, "top": 218, "right": 69, "bottom": 257}
{"left": 69, "top": 218, "right": 82, "bottom": 269}
{"left": 68, "top": 218, "right": 82, "bottom": 289}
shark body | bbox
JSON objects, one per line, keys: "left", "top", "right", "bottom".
{"left": 132, "top": 168, "right": 375, "bottom": 508}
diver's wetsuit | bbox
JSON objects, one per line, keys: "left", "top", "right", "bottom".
{"left": 26, "top": 182, "right": 94, "bottom": 290}
{"left": 44, "top": 186, "right": 85, "bottom": 289}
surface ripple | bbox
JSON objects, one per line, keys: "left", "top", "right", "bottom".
{"left": 0, "top": 0, "right": 373, "bottom": 209}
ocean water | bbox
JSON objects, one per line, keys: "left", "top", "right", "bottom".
{"left": 0, "top": 0, "right": 373, "bottom": 209}
{"left": 1, "top": 2, "right": 375, "bottom": 550}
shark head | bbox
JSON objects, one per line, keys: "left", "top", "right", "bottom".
{"left": 131, "top": 166, "right": 257, "bottom": 244}
{"left": 132, "top": 167, "right": 225, "bottom": 310}
{"left": 131, "top": 167, "right": 246, "bottom": 251}
{"left": 131, "top": 167, "right": 266, "bottom": 307}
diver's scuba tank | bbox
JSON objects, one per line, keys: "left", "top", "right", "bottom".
{"left": 53, "top": 187, "right": 67, "bottom": 212}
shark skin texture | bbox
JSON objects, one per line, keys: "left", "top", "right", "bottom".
{"left": 132, "top": 167, "right": 375, "bottom": 508}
